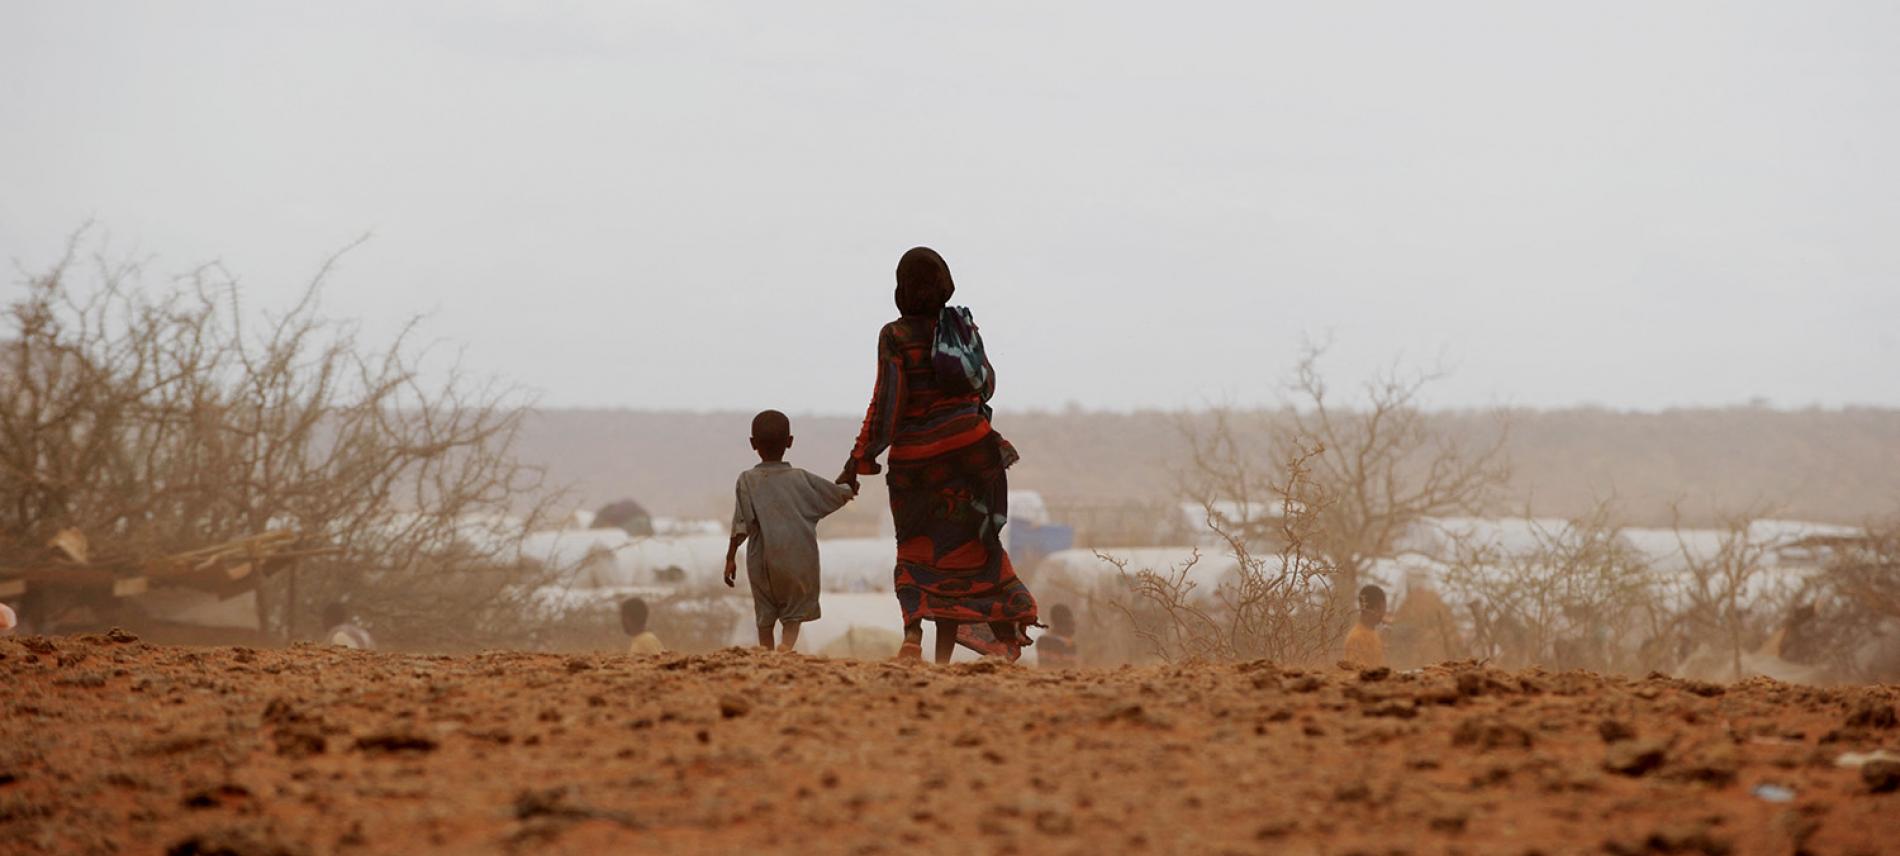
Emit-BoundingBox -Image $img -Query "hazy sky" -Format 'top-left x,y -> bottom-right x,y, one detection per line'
3,2 -> 1896,413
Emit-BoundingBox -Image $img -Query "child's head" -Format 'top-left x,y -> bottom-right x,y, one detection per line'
749,410 -> 793,461
619,597 -> 650,636
1050,603 -> 1075,636
1357,585 -> 1386,628
322,601 -> 349,629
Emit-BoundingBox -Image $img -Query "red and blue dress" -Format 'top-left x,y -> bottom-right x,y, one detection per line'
848,316 -> 1039,636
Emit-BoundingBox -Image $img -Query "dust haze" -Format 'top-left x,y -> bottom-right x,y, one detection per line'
4,4 -> 1900,855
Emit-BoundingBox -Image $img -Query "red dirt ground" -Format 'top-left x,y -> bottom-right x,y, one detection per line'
2,633 -> 1897,855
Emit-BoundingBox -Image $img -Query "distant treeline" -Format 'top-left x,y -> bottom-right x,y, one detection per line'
516,407 -> 1900,528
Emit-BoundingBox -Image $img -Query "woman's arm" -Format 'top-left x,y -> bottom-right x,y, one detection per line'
841,325 -> 904,484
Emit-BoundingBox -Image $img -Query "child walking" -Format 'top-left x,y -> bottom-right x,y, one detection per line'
724,410 -> 856,652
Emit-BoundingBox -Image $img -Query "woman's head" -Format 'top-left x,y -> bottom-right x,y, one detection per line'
894,246 -> 955,317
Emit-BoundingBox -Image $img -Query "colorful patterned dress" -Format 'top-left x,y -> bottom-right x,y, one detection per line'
848,316 -> 1039,635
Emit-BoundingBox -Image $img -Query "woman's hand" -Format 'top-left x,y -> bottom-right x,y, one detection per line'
836,462 -> 861,496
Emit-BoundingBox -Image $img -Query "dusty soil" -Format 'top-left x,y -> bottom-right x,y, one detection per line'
3,633 -> 1898,856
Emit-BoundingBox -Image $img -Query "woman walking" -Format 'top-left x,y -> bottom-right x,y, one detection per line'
838,247 -> 1039,663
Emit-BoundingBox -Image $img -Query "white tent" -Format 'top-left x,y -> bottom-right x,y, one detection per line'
521,529 -> 899,593
1396,516 -> 1576,559
813,538 -> 897,592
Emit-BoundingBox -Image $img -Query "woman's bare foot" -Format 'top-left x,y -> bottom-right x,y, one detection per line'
932,620 -> 959,664
893,640 -> 923,662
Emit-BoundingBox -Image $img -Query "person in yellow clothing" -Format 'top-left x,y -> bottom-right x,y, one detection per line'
621,597 -> 664,655
1343,585 -> 1387,669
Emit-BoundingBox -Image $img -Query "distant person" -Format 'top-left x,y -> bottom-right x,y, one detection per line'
725,410 -> 856,653
1388,577 -> 1462,667
620,597 -> 664,655
1036,604 -> 1079,667
1343,585 -> 1387,669
837,247 -> 1040,663
1758,603 -> 1825,667
321,602 -> 375,650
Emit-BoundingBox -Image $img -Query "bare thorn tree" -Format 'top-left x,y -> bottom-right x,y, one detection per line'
1276,341 -> 1511,607
1,230 -> 571,648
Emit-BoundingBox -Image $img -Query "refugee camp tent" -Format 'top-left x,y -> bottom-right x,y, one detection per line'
592,499 -> 655,536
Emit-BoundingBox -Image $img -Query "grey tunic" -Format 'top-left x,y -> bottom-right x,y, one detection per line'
731,462 -> 854,628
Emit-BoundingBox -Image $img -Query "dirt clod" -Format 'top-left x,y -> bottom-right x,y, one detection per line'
1862,759 -> 1900,793
1604,740 -> 1669,777
1844,699 -> 1895,730
166,825 -> 308,856
718,694 -> 753,719
353,732 -> 437,755
273,729 -> 326,759
1453,716 -> 1533,751
1454,671 -> 1487,697
1673,743 -> 1738,786
1363,700 -> 1418,719
1598,719 -> 1636,743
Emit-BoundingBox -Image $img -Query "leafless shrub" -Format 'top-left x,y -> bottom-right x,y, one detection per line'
1107,440 -> 1346,664
1,230 -> 569,646
1814,521 -> 1900,624
1662,508 -> 1785,680
1435,503 -> 1660,671
1753,519 -> 1900,683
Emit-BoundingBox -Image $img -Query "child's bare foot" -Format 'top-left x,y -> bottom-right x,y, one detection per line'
775,642 -> 796,653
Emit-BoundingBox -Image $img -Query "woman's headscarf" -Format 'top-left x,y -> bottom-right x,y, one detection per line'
894,246 -> 955,317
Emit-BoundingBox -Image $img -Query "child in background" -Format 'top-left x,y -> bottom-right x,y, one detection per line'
322,602 -> 375,650
724,410 -> 856,652
1343,585 -> 1387,669
621,597 -> 664,654
1036,603 -> 1078,667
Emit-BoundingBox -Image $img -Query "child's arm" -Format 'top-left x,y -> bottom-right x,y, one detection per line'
728,475 -> 753,588
805,471 -> 856,519
724,533 -> 746,588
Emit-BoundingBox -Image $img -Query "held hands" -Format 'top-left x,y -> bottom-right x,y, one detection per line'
835,462 -> 861,497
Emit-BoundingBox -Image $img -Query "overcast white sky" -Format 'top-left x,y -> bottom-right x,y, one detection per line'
3,2 -> 1896,413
